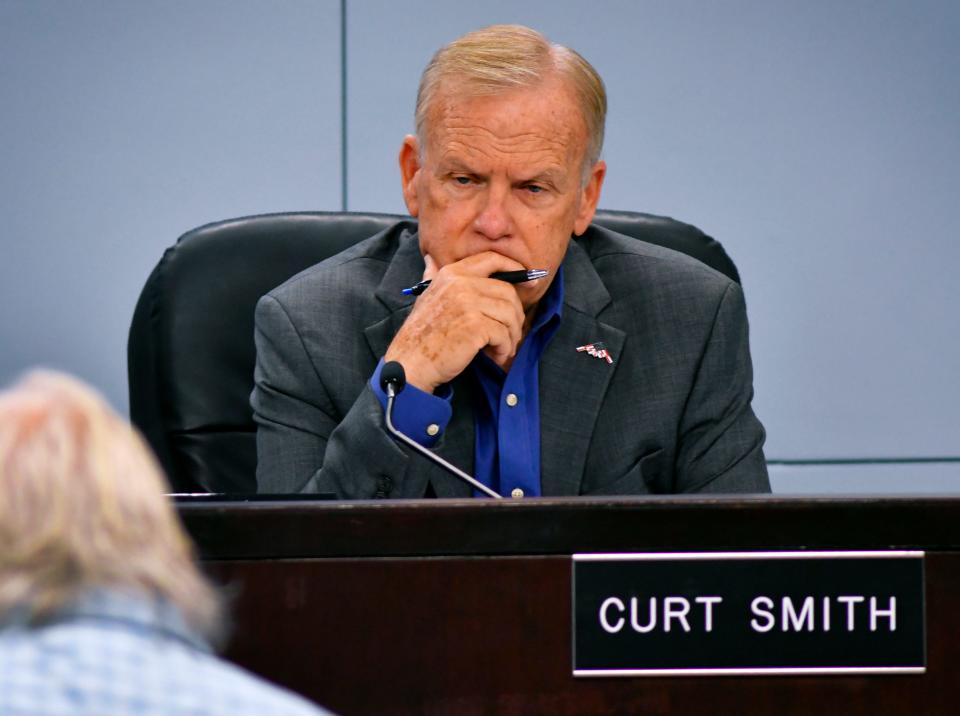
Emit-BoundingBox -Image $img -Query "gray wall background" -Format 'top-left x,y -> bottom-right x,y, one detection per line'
2,0 -> 957,493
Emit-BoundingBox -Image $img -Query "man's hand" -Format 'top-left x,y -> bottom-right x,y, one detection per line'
384,251 -> 532,393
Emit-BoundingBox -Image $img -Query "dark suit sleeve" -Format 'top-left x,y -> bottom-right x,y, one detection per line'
251,294 -> 428,498
675,281 -> 770,493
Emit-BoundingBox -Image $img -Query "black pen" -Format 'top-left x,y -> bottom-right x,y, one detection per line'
402,269 -> 549,296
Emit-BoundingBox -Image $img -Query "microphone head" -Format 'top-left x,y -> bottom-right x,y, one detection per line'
380,361 -> 407,395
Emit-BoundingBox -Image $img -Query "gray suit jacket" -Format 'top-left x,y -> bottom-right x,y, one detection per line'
252,220 -> 769,497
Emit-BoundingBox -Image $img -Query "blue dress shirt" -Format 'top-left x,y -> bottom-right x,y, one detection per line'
371,268 -> 564,497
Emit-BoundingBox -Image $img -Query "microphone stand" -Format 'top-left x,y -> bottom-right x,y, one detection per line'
383,377 -> 503,500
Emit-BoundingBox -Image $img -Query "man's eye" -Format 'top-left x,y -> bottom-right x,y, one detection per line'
525,184 -> 544,194
454,176 -> 472,185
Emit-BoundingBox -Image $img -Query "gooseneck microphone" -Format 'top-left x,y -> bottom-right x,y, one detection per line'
380,361 -> 503,499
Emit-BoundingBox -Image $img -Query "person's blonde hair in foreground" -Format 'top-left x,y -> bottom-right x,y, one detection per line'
0,370 -> 332,716
0,370 -> 219,633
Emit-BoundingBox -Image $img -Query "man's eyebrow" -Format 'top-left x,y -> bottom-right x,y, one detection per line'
437,157 -> 478,174
517,168 -> 564,185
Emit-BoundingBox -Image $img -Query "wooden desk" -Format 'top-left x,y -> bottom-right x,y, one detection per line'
179,496 -> 960,715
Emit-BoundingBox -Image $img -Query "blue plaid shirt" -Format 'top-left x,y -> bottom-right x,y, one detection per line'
0,589 -> 333,716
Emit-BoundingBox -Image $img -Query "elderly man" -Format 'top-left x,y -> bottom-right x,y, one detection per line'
0,371 -> 333,715
252,25 -> 769,498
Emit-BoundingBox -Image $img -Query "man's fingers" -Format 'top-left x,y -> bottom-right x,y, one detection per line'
475,294 -> 525,350
390,252 -> 532,389
481,320 -> 516,363
451,276 -> 526,328
448,250 -> 529,278
422,253 -> 438,281
422,285 -> 524,358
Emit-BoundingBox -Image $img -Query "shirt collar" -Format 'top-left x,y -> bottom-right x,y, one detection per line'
5,588 -> 212,654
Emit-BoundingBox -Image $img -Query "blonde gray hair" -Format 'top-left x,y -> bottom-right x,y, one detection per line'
0,370 -> 222,642
415,24 -> 607,174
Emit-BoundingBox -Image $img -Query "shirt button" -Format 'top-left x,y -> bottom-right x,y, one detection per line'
426,423 -> 440,437
505,393 -> 519,407
511,488 -> 524,498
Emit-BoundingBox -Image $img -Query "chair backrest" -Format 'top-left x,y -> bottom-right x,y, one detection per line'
128,210 -> 739,493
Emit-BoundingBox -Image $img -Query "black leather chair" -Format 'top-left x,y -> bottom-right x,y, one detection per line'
128,210 -> 740,493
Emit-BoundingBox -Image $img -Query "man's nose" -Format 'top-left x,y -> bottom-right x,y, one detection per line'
472,185 -> 512,240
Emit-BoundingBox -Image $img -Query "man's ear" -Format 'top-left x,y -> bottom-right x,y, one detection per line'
399,135 -> 422,217
573,159 -> 607,236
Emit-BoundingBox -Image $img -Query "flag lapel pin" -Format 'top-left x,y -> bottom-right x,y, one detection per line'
576,341 -> 613,364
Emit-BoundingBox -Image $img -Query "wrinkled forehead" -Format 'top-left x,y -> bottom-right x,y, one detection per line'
421,76 -> 589,162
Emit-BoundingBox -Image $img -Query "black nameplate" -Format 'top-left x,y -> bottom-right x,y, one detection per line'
573,551 -> 925,676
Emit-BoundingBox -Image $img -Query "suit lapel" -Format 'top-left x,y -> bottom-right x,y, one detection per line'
363,231 -> 475,498
362,229 -> 418,361
539,240 -> 625,496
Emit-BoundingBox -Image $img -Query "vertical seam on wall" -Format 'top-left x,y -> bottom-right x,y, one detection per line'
340,0 -> 348,211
